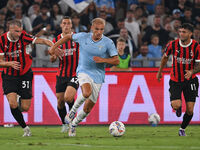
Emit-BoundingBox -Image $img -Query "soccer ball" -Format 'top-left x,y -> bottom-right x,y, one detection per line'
109,121 -> 125,137
148,113 -> 160,126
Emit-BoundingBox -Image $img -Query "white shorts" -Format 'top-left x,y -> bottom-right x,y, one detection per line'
78,73 -> 102,103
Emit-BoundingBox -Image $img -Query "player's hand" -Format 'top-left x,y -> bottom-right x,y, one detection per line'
156,71 -> 162,82
50,55 -> 57,62
93,56 -> 104,63
49,47 -> 63,60
54,48 -> 63,60
9,61 -> 21,70
184,70 -> 193,79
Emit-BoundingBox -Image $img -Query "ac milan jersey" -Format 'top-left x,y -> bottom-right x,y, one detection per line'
53,34 -> 79,78
0,31 -> 36,76
165,39 -> 200,82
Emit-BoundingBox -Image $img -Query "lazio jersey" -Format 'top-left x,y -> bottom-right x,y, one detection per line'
72,32 -> 117,83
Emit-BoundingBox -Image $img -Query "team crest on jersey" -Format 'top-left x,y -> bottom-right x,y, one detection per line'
176,49 -> 180,53
190,50 -> 193,57
98,45 -> 103,50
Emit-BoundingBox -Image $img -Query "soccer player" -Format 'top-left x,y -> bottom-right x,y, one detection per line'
50,16 -> 79,133
0,19 -> 60,137
50,18 -> 119,136
157,23 -> 200,136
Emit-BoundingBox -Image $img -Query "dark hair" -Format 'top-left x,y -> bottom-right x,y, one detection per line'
180,23 -> 193,32
63,16 -> 71,20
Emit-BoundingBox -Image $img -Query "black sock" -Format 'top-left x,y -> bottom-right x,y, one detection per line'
181,113 -> 193,129
67,100 -> 74,111
57,106 -> 66,124
10,107 -> 26,128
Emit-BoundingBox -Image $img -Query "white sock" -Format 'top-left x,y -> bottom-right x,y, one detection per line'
72,110 -> 89,126
69,94 -> 86,118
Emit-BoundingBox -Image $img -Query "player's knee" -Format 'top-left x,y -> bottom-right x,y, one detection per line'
171,103 -> 181,110
22,106 -> 30,112
82,91 -> 91,99
83,107 -> 91,113
64,95 -> 73,103
9,103 -> 18,109
187,110 -> 193,116
83,108 -> 91,114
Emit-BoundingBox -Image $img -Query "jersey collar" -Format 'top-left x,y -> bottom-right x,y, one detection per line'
91,33 -> 103,42
61,32 -> 73,38
179,39 -> 192,47
7,32 -> 19,42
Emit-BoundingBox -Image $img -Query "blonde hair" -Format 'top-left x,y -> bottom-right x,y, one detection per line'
92,18 -> 105,26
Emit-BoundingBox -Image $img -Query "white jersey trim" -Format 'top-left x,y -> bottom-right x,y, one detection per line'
195,60 -> 200,62
179,39 -> 192,48
32,37 -> 37,44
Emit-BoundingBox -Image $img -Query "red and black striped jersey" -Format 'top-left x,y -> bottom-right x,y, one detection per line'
53,34 -> 79,78
0,31 -> 36,76
165,39 -> 200,82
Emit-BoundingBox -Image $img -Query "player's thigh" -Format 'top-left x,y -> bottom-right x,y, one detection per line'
183,77 -> 199,102
56,76 -> 68,93
2,74 -> 18,96
19,70 -> 33,99
81,83 -> 92,98
20,99 -> 31,111
83,99 -> 95,113
64,76 -> 79,101
64,86 -> 77,102
169,80 -> 183,108
6,92 -> 18,108
78,73 -> 92,98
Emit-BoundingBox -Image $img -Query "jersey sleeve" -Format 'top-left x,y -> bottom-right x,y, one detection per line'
0,38 -> 4,56
107,39 -> 118,57
23,31 -> 37,45
164,41 -> 173,57
195,44 -> 200,62
72,32 -> 86,43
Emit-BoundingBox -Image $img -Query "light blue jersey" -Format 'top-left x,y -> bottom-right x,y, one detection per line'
72,32 -> 117,83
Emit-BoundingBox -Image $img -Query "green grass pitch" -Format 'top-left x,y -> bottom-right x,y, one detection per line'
0,125 -> 200,150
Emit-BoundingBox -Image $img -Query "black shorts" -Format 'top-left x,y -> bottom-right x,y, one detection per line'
56,76 -> 79,93
169,77 -> 199,102
2,69 -> 33,99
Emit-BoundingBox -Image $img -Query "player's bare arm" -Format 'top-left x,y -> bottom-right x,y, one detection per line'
185,62 -> 200,79
0,55 -> 21,70
49,34 -> 72,54
34,38 -> 63,59
93,55 -> 119,65
157,54 -> 169,82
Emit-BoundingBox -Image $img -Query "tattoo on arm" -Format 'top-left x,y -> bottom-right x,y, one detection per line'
193,62 -> 200,74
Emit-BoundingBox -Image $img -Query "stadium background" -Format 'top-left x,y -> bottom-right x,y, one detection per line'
0,0 -> 200,125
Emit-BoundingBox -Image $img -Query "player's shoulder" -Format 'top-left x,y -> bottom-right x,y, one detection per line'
74,32 -> 88,37
53,34 -> 62,41
102,35 -> 114,44
192,39 -> 200,46
166,39 -> 178,47
0,32 -> 8,43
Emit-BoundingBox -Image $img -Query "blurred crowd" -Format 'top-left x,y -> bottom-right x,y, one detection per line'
0,0 -> 199,67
